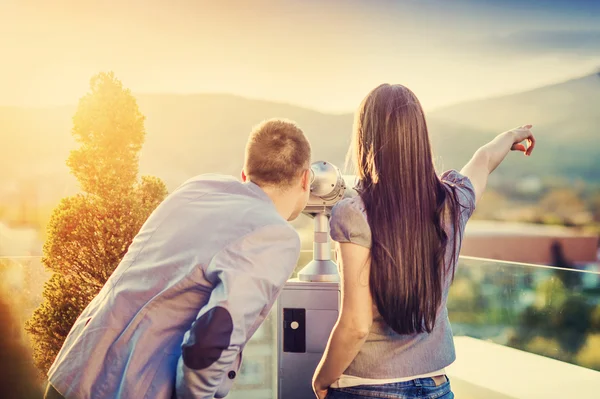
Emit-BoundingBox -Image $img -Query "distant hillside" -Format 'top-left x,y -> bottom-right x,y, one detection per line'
1,73 -> 599,206
428,73 -> 600,181
0,96 -> 352,203
135,94 -> 353,190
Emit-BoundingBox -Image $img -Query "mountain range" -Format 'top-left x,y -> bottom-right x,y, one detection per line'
1,72 -> 599,206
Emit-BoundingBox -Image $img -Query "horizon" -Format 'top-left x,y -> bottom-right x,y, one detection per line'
1,69 -> 597,115
2,0 -> 599,113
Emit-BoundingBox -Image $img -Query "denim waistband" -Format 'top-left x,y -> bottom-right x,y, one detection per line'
354,376 -> 446,389
328,376 -> 452,399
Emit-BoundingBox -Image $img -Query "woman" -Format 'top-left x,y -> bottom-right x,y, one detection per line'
312,84 -> 535,399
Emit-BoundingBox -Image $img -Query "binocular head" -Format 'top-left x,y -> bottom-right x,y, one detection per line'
303,161 -> 357,216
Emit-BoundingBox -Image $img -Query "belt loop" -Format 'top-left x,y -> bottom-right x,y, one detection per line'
414,378 -> 422,387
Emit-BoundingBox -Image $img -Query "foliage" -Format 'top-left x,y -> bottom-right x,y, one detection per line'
524,336 -> 562,359
67,73 -> 146,197
539,189 -> 587,220
25,72 -> 168,376
575,334 -> 600,370
24,274 -> 91,374
510,273 -> 596,365
448,277 -> 487,312
534,276 -> 567,310
449,268 -> 600,371
589,192 -> 600,222
590,305 -> 600,333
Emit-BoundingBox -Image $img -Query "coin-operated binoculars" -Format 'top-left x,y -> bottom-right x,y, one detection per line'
277,161 -> 357,399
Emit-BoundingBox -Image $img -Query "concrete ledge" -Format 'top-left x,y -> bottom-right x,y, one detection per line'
447,336 -> 600,399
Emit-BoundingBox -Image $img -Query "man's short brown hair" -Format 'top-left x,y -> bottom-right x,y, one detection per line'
244,119 -> 311,188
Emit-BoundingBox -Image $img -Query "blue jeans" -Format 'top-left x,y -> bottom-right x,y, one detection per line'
325,377 -> 453,399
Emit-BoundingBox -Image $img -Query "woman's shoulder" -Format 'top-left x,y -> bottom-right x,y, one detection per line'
439,169 -> 474,189
439,169 -> 477,222
329,196 -> 371,248
332,196 -> 366,217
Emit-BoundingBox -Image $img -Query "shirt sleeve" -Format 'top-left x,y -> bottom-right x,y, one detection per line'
329,199 -> 372,248
440,169 -> 477,226
175,224 -> 300,399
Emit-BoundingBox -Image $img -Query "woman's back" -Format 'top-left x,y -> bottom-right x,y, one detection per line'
311,83 -> 535,399
329,169 -> 476,381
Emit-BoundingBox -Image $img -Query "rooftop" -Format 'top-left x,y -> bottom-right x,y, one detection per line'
464,219 -> 597,238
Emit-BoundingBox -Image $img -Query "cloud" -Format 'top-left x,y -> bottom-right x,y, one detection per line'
483,29 -> 600,57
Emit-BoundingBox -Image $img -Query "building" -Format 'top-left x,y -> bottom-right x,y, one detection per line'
461,220 -> 599,266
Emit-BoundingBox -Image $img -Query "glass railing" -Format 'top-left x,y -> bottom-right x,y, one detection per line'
2,253 -> 599,398
448,256 -> 600,372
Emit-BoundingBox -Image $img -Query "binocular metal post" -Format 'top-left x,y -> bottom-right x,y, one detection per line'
298,213 -> 340,283
277,161 -> 353,398
277,212 -> 340,399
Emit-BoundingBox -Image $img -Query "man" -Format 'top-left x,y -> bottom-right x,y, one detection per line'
45,119 -> 312,399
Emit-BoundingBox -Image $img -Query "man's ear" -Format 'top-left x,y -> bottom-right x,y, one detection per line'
302,169 -> 311,191
241,170 -> 247,182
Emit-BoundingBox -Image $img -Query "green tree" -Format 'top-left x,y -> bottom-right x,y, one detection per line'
534,276 -> 567,310
552,295 -> 592,354
512,275 -> 596,365
25,72 -> 168,375
590,305 -> 600,333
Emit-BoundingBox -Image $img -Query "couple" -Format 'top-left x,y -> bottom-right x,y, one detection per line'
45,84 -> 535,399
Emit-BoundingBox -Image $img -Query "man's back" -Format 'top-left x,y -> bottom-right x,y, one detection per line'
47,174 -> 301,399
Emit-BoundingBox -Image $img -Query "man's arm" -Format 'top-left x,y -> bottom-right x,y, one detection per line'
175,224 -> 300,399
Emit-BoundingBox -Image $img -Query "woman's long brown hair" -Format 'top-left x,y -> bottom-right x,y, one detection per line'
350,84 -> 463,335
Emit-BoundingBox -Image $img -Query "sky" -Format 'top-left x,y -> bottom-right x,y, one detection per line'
1,0 -> 599,112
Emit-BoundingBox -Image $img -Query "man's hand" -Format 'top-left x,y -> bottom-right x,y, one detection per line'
509,124 -> 536,156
